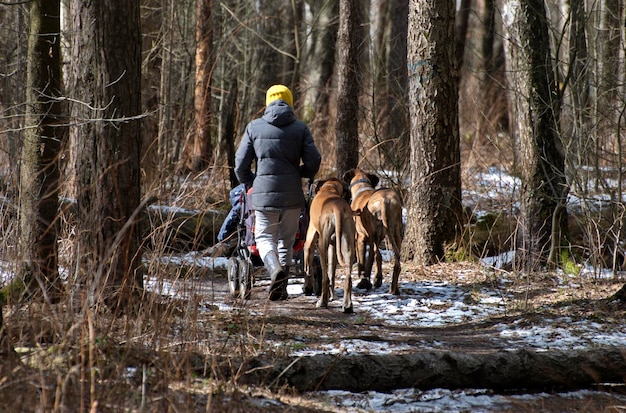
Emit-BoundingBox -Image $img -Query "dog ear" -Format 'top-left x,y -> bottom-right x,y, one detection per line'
342,168 -> 356,183
368,173 -> 380,188
314,179 -> 327,194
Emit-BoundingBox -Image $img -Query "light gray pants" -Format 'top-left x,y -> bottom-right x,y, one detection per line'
254,208 -> 301,267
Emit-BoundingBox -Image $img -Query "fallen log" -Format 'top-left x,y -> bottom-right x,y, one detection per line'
95,340 -> 626,394
58,197 -> 227,251
143,204 -> 227,251
225,347 -> 626,393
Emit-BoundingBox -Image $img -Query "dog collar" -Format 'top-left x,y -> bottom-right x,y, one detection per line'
349,178 -> 371,190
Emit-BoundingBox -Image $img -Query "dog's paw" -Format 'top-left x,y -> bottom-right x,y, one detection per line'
343,304 -> 354,314
356,278 -> 373,290
316,298 -> 328,308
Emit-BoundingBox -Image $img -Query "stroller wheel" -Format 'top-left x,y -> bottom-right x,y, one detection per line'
238,258 -> 252,300
227,257 -> 240,295
312,255 -> 323,297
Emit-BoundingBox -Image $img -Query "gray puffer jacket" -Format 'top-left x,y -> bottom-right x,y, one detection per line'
234,100 -> 322,211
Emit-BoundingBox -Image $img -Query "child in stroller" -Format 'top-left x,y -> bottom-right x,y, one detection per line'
225,184 -> 322,299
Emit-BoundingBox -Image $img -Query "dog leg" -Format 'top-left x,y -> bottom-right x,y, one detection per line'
390,254 -> 401,295
358,242 -> 375,290
388,221 -> 403,295
389,234 -> 402,295
316,240 -> 330,308
373,244 -> 383,289
356,238 -> 373,290
329,244 -> 337,301
303,226 -> 318,296
342,264 -> 354,313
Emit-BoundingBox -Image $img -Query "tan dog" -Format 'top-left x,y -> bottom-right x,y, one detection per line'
342,168 -> 403,295
304,178 -> 357,313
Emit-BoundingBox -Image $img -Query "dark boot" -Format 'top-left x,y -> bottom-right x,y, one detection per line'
264,251 -> 286,301
279,266 -> 290,300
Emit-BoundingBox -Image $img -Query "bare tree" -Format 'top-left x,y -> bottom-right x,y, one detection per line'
470,0 -> 508,162
502,0 -> 568,271
19,0 -> 64,302
403,0 -> 463,264
385,0 -> 410,173
183,0 -> 214,173
69,0 -> 144,307
0,305 -> 18,372
371,0 -> 410,174
335,0 -> 362,179
302,0 -> 339,139
455,0 -> 471,70
0,4 -> 27,207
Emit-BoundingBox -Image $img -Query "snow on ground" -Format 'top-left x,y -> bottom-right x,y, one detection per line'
139,252 -> 626,412
3,167 -> 626,412
136,166 -> 626,412
143,252 -> 626,354
141,166 -> 626,411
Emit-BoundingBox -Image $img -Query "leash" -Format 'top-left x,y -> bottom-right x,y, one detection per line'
305,178 -> 314,210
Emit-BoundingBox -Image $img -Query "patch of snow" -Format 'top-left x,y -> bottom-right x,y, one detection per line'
312,388 -> 626,413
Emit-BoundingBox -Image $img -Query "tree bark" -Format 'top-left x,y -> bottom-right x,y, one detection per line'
373,0 -> 410,174
0,305 -> 18,372
183,0 -> 214,172
403,0 -> 462,264
471,0 -> 508,150
196,347 -> 626,393
20,0 -> 64,302
303,0 -> 338,140
386,0 -> 410,173
70,0 -> 144,307
219,80 -> 239,189
335,0 -> 362,179
502,0 -> 568,272
455,0 -> 471,70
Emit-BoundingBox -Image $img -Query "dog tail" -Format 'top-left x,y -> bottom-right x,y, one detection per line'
334,208 -> 348,268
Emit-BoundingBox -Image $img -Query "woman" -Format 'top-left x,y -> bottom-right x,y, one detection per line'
235,85 -> 322,300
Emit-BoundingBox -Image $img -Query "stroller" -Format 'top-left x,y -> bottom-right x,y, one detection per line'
227,184 -> 322,299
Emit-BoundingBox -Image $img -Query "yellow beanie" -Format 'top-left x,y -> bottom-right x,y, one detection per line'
266,84 -> 293,107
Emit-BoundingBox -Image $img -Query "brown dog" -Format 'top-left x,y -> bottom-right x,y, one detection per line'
342,168 -> 403,295
304,177 -> 357,313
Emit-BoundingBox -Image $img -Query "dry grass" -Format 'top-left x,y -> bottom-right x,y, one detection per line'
2,90 -> 626,412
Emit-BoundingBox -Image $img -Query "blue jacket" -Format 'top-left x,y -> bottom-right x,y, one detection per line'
217,183 -> 245,242
234,100 -> 321,211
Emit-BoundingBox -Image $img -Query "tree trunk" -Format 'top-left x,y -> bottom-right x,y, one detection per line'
219,80 -> 240,189
285,1 -> 305,89
0,305 -> 18,373
502,0 -> 568,272
255,1 -> 288,98
385,0 -> 410,173
196,347 -> 626,393
470,0 -> 509,160
303,0 -> 338,140
483,0 -> 507,128
373,0 -> 410,174
335,0 -> 361,179
455,0 -> 471,70
0,4 -> 26,196
70,0 -> 144,307
403,0 -> 462,264
183,0 -> 214,173
19,0 -> 63,302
